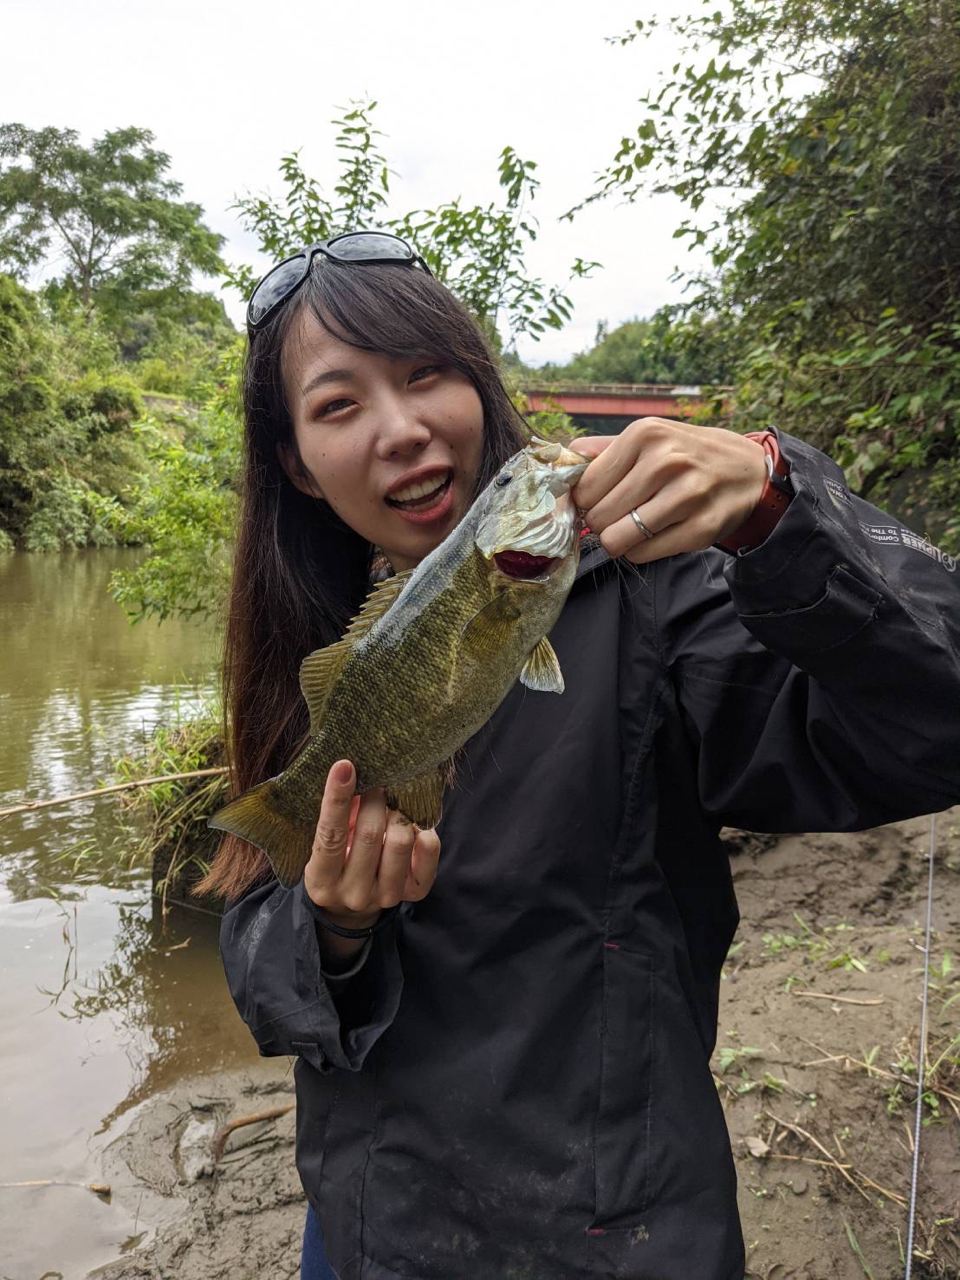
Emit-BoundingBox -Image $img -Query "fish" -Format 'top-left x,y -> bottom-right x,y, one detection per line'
208,437 -> 589,887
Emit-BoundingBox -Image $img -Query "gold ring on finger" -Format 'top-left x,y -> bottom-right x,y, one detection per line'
629,508 -> 655,540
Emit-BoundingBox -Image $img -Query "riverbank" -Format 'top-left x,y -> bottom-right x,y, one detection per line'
91,809 -> 959,1280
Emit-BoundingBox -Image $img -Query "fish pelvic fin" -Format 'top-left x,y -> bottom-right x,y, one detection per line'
386,761 -> 453,829
208,779 -> 314,888
299,568 -> 415,734
520,636 -> 564,694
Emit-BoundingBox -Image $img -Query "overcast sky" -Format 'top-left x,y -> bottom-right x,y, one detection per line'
4,0 -> 710,364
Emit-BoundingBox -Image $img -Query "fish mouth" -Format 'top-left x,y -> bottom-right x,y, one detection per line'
494,550 -> 557,581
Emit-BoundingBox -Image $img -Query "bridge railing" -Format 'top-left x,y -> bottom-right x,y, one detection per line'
518,381 -> 730,397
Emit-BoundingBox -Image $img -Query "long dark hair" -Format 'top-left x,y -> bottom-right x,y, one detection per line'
199,259 -> 527,900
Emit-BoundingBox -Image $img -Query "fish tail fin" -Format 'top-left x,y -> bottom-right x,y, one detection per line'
208,780 -> 314,888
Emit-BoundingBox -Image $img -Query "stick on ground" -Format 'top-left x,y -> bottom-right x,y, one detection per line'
0,1179 -> 111,1198
212,1101 -> 296,1163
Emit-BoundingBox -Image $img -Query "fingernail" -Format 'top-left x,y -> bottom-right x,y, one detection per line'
335,761 -> 353,785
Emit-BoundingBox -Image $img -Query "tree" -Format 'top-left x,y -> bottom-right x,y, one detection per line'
228,100 -> 599,352
0,125 -> 225,315
536,308 -> 737,386
576,0 -> 960,546
0,274 -> 147,551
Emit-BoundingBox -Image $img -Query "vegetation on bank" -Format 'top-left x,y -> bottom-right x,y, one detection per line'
581,0 -> 960,544
0,273 -> 235,553
111,696 -> 227,910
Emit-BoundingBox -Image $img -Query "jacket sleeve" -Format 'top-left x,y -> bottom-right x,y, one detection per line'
652,431 -> 960,831
219,878 -> 403,1073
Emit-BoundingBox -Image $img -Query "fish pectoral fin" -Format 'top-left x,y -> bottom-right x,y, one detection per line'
208,779 -> 315,888
299,568 -> 415,734
460,595 -> 518,658
386,763 -> 451,829
519,637 -> 564,694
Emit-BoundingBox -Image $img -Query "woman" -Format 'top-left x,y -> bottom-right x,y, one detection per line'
205,232 -> 960,1280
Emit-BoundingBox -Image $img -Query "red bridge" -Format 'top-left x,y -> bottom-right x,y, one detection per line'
521,383 -> 713,434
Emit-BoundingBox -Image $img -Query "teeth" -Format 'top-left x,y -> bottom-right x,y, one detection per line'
390,474 -> 449,503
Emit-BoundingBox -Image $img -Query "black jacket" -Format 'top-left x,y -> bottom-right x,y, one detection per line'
221,435 -> 960,1280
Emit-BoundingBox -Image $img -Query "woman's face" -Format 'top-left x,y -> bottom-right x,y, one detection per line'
281,309 -> 485,571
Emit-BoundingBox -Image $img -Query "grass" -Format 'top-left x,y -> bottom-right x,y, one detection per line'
111,691 -> 227,913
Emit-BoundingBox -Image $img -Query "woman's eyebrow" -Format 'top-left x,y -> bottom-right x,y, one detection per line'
300,368 -> 355,397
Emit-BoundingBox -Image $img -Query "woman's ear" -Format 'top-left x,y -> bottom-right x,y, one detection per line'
276,442 -> 324,499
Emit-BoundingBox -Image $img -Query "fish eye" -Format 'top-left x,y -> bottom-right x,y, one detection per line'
495,471 -> 513,488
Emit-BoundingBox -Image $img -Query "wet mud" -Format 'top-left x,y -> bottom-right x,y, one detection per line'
92,811 -> 959,1279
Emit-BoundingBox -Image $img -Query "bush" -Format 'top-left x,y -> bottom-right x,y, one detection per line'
0,274 -> 152,550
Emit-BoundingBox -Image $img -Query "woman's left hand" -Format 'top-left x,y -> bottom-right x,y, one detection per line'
571,418 -> 768,563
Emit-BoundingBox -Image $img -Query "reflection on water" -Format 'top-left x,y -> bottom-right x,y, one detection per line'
0,552 -> 261,1279
0,550 -> 219,896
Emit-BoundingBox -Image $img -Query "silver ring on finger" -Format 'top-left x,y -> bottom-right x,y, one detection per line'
629,508 -> 655,540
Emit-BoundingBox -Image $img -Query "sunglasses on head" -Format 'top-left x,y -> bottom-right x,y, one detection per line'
246,230 -> 432,332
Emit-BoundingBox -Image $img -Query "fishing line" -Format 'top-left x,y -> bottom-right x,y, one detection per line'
903,811 -> 937,1280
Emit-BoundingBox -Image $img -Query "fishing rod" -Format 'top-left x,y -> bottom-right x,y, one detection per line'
903,811 -> 938,1280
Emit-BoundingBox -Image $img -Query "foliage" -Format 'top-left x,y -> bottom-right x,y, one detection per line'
130,302 -> 237,399
106,339 -> 244,621
579,0 -> 960,548
0,274 -> 151,550
733,311 -> 960,545
534,307 -> 737,386
0,124 -> 225,317
228,99 -> 599,351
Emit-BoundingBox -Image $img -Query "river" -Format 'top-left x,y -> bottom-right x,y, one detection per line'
0,551 -> 261,1280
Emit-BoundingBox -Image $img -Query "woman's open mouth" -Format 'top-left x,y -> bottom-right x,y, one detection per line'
494,550 -> 556,580
386,471 -> 454,524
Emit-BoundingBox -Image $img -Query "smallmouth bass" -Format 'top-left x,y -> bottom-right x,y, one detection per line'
208,438 -> 589,887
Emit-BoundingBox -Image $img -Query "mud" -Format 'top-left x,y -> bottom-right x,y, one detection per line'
92,812 -> 960,1280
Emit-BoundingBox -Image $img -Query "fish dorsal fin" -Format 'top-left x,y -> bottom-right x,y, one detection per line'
299,643 -> 351,735
386,760 -> 453,829
299,569 -> 414,734
343,567 -> 415,641
520,636 -> 564,694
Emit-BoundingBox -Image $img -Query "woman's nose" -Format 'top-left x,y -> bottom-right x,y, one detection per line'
374,401 -> 432,457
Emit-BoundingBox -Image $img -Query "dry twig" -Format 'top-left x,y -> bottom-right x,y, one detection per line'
797,1036 -> 960,1104
764,1111 -> 907,1208
212,1101 -> 296,1162
0,769 -> 229,819
0,1178 -> 110,1198
791,992 -> 885,1006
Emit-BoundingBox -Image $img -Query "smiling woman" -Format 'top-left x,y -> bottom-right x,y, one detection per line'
204,232 -> 960,1280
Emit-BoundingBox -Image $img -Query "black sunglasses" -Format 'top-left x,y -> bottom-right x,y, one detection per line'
246,230 -> 432,332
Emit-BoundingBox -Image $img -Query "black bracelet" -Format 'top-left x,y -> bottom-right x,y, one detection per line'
308,899 -> 401,939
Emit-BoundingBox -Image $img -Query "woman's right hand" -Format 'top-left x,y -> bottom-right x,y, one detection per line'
304,759 -> 441,933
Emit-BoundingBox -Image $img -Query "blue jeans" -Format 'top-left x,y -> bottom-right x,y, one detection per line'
301,1205 -> 339,1280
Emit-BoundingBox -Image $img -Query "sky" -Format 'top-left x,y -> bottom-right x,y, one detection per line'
3,0 -> 710,365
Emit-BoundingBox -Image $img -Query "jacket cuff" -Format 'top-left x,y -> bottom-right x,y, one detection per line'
722,432 -> 882,651
220,879 -> 404,1074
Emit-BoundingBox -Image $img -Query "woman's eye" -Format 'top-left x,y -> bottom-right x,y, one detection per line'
409,364 -> 441,384
317,397 -> 354,418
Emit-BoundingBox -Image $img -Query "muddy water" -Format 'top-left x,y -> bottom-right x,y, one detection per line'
0,552 -> 259,1280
